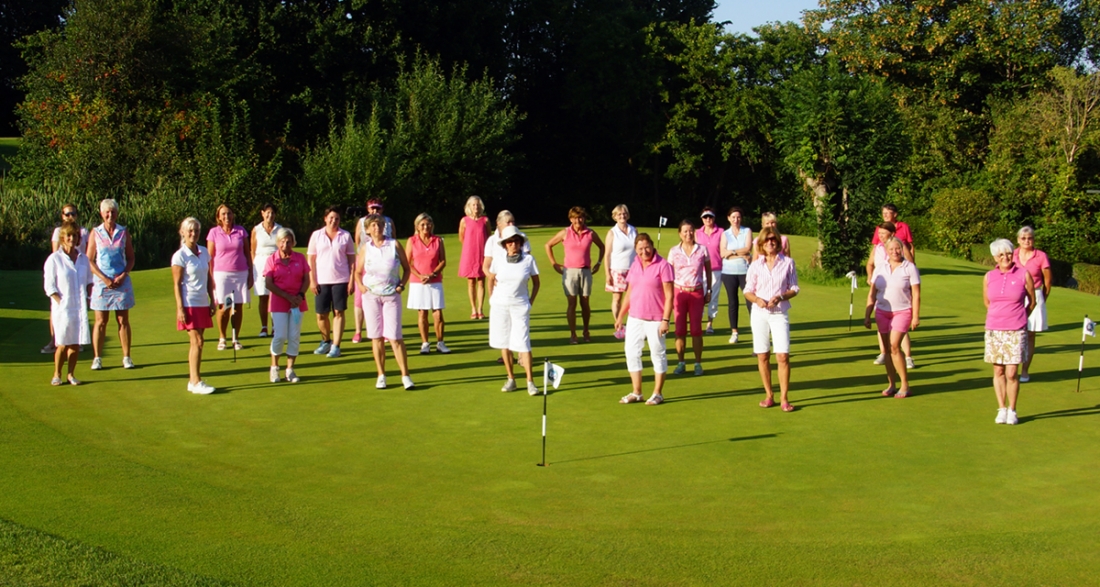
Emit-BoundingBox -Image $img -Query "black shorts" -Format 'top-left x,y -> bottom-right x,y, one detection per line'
315,283 -> 349,314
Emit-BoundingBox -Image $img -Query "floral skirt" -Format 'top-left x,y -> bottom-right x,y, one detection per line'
984,329 -> 1028,365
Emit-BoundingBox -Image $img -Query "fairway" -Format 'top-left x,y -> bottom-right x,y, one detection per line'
2,228 -> 1100,585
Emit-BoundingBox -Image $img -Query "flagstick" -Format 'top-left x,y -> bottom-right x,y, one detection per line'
538,359 -> 549,466
845,272 -> 857,331
1077,315 -> 1088,393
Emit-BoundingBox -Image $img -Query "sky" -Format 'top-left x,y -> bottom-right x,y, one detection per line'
713,0 -> 822,35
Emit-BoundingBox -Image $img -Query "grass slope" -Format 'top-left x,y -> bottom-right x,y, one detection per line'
2,228 -> 1100,585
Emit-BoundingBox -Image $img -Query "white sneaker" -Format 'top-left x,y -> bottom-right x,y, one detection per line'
376,375 -> 387,389
501,378 -> 517,392
1019,374 -> 1030,383
873,354 -> 886,365
905,356 -> 915,370
122,356 -> 135,369
995,408 -> 1008,424
270,367 -> 280,383
1005,409 -> 1018,425
191,380 -> 215,395
420,342 -> 431,354
729,332 -> 739,344
41,342 -> 56,354
90,357 -> 103,370
436,341 -> 451,354
285,369 -> 299,383
527,381 -> 540,396
402,375 -> 415,390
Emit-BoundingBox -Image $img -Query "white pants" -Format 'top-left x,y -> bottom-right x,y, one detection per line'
489,302 -> 531,352
750,307 -> 790,354
625,318 -> 668,373
706,270 -> 722,320
270,311 -> 302,357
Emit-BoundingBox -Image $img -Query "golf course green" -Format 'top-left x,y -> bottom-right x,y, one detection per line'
2,228 -> 1099,585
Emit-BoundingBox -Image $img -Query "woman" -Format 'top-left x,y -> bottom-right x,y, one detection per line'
171,217 -> 217,395
863,237 -> 921,398
603,204 -> 637,336
483,210 -> 530,274
544,206 -> 606,344
43,204 -> 90,355
352,199 -> 395,342
308,205 -> 356,358
44,222 -> 93,385
458,196 -> 490,319
696,208 -> 724,335
744,227 -> 800,412
356,214 -> 414,390
1014,226 -> 1052,382
207,204 -> 253,352
866,221 -> 916,368
753,212 -> 790,257
718,206 -> 752,344
668,219 -> 711,376
87,198 -> 136,370
250,203 -> 282,339
406,213 -> 449,355
487,226 -> 541,395
985,239 -> 1036,425
615,233 -> 674,405
265,228 -> 310,384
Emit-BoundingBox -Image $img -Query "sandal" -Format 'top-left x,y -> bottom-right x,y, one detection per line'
895,390 -> 910,399
471,312 -> 479,320
781,402 -> 795,412
759,398 -> 775,408
67,375 -> 82,386
881,387 -> 897,397
217,339 -> 227,351
233,341 -> 243,351
51,377 -> 62,386
570,335 -> 579,345
620,392 -> 644,404
645,393 -> 664,405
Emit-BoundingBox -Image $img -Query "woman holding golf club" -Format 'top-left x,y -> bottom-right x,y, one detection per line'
863,237 -> 921,398
718,206 -> 753,344
615,233 -> 674,405
250,203 -> 282,339
406,213 -> 450,355
668,219 -> 711,376
45,221 -> 93,386
603,204 -> 636,334
265,228 -> 310,384
356,214 -> 414,390
744,226 -> 799,412
1013,226 -> 1051,383
87,198 -> 136,370
866,221 -> 916,369
985,239 -> 1036,425
487,226 -> 541,395
207,204 -> 253,352
544,206 -> 605,344
171,217 -> 216,395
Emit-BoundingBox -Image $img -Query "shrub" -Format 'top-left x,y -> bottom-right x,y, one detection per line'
1073,263 -> 1100,295
931,187 -> 1000,260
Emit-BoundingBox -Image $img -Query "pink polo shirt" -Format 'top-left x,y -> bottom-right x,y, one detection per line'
206,225 -> 250,272
307,228 -> 355,284
872,221 -> 912,245
745,254 -> 800,314
263,251 -> 310,313
563,227 -> 594,268
667,243 -> 709,288
1012,248 -> 1050,289
872,260 -> 920,312
985,265 -> 1029,331
695,226 -> 723,271
408,234 -> 444,284
626,254 -> 674,321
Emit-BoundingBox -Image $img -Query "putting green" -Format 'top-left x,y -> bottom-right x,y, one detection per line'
2,229 -> 1099,585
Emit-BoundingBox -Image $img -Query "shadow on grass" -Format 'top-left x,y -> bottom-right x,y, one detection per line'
551,433 -> 778,464
1022,404 -> 1100,423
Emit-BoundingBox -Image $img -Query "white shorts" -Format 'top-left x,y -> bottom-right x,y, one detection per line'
406,282 -> 446,311
489,302 -> 531,353
624,317 -> 667,374
214,270 -> 250,306
1027,289 -> 1048,332
253,256 -> 272,296
751,306 -> 790,354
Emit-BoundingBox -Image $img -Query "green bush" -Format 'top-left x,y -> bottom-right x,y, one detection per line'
931,187 -> 1000,260
1073,263 -> 1100,295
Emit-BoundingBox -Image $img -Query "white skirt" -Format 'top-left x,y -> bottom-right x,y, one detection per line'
214,270 -> 251,306
1027,289 -> 1048,332
253,256 -> 272,296
406,282 -> 445,310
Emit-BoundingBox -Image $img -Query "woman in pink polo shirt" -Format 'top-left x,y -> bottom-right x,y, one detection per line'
668,219 -> 712,376
264,228 -> 310,384
866,221 -> 915,369
615,233 -> 674,405
864,237 -> 921,398
544,206 -> 605,344
308,205 -> 357,359
206,204 -> 253,352
1013,226 -> 1052,382
744,227 -> 800,412
985,239 -> 1035,425
406,213 -> 449,355
695,207 -> 724,334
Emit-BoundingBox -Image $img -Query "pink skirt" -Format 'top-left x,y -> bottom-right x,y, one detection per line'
178,306 -> 214,331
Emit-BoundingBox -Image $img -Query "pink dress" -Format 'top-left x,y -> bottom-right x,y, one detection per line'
458,216 -> 488,278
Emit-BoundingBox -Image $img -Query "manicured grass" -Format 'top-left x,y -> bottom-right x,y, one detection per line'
0,137 -> 19,173
2,229 -> 1100,585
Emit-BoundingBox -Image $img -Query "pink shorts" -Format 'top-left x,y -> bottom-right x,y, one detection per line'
363,292 -> 403,341
875,308 -> 912,334
604,269 -> 629,293
353,280 -> 364,309
177,306 -> 214,331
673,288 -> 704,337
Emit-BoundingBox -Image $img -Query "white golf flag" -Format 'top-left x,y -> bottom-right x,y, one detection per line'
1085,317 -> 1096,338
845,271 -> 858,290
658,216 -> 668,227
545,362 -> 565,390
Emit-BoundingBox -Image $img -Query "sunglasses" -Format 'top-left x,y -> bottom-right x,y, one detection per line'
62,211 -> 77,217
764,238 -> 779,244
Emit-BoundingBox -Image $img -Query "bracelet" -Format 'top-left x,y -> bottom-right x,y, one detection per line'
661,318 -> 669,322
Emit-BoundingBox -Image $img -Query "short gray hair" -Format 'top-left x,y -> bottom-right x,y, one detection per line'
100,198 -> 119,213
989,238 -> 1014,258
1017,225 -> 1035,239
496,210 -> 515,228
274,227 -> 296,245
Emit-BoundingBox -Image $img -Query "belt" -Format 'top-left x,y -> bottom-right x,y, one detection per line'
676,285 -> 703,292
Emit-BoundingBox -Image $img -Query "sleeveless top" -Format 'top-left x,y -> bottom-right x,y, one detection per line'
563,227 -> 594,269
409,234 -> 443,284
361,238 -> 401,296
458,215 -> 488,278
608,224 -> 637,271
253,222 -> 282,259
722,227 -> 751,275
92,224 -> 128,278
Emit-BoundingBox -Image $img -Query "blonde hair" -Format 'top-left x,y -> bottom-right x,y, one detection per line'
58,220 -> 80,242
414,213 -> 434,232
274,227 -> 296,245
612,204 -> 630,217
464,196 -> 485,218
178,217 -> 201,243
756,226 -> 782,256
496,210 -> 515,229
761,212 -> 777,226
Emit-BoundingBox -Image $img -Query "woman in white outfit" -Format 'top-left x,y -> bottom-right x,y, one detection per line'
171,217 -> 217,394
250,203 -> 282,338
603,204 -> 636,337
44,222 -> 93,385
43,204 -> 90,355
487,226 -> 541,395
